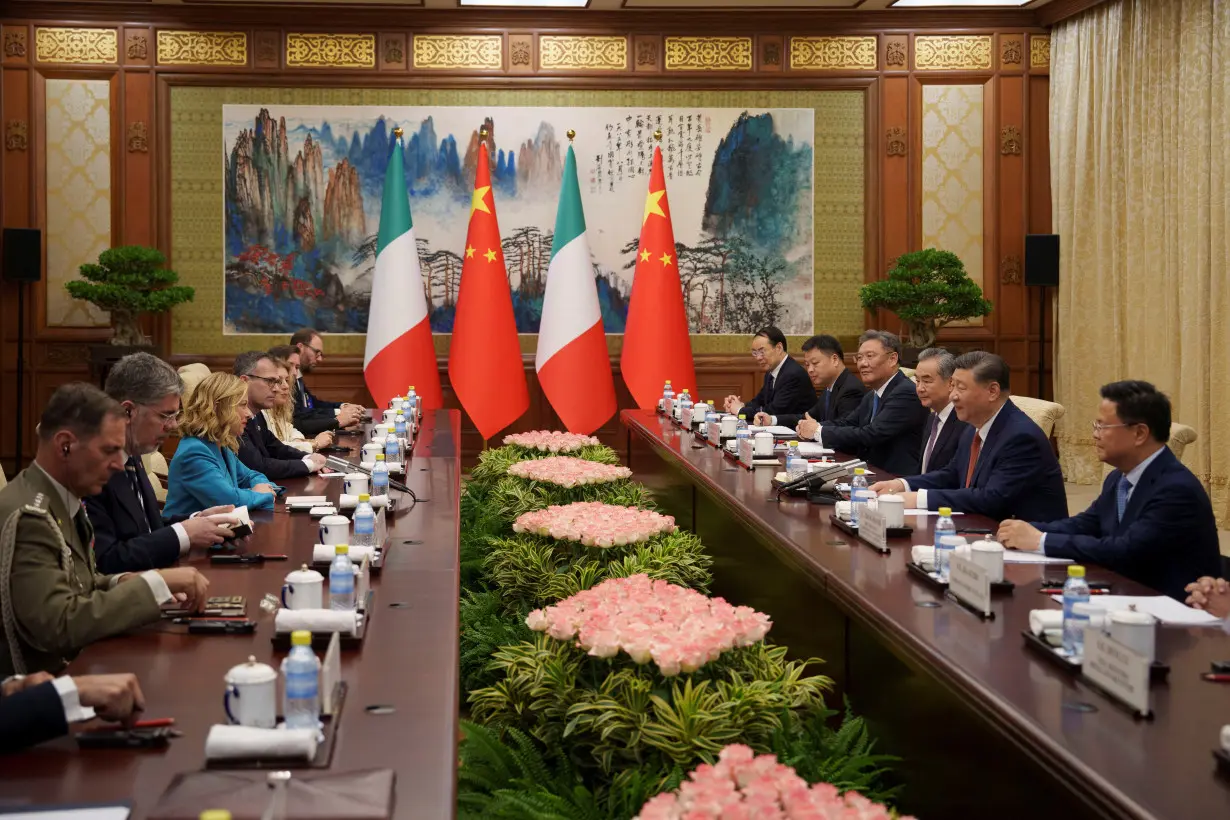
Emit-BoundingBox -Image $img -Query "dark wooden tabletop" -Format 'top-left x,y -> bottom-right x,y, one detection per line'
0,410 -> 462,820
623,409 -> 1230,820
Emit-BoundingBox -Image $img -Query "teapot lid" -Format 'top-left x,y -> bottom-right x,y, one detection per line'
226,655 -> 277,684
286,564 -> 324,583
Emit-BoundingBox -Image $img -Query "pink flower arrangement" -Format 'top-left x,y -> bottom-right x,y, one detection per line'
525,575 -> 771,674
503,430 -> 602,453
513,502 -> 676,548
635,744 -> 910,820
507,456 -> 633,488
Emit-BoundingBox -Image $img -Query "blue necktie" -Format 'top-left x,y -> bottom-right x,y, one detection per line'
871,393 -> 880,419
823,389 -> 831,419
1116,475 -> 1132,523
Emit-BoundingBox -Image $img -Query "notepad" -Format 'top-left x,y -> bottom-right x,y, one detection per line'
1047,594 -> 1221,626
796,442 -> 835,457
749,425 -> 799,437
1003,551 -> 1073,565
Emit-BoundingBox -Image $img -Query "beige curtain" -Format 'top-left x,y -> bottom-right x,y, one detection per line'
1051,0 -> 1230,521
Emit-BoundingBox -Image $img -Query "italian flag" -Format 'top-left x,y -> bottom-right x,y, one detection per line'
363,131 -> 442,410
535,145 -> 616,434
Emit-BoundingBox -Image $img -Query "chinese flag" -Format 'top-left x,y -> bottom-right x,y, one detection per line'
620,145 -> 696,409
448,143 -> 529,440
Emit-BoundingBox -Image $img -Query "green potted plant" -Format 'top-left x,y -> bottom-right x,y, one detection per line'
859,248 -> 993,350
65,245 -> 194,346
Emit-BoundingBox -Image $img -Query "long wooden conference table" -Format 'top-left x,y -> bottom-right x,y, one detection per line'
623,409 -> 1230,820
0,410 -> 462,819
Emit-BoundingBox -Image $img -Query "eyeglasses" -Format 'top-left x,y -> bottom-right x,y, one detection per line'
854,352 -> 883,364
1091,421 -> 1135,434
750,348 -> 769,359
305,345 -> 323,357
139,405 -> 180,426
246,374 -> 287,387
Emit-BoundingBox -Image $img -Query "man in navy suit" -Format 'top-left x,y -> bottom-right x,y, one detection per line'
872,351 -> 1067,522
1,672 -> 145,754
290,329 -> 364,436
722,326 -> 815,421
807,330 -> 928,475
1000,381 -> 1221,601
754,334 -> 866,431
87,354 -> 238,574
912,347 -> 968,473
235,351 -> 327,481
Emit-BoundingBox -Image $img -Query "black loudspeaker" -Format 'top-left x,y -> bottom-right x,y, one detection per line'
1024,234 -> 1059,287
2,228 -> 42,282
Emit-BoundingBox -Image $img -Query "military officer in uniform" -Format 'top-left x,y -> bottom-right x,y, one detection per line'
0,383 -> 210,678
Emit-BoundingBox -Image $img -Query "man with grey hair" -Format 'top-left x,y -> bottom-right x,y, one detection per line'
234,351 -> 326,480
912,347 -> 967,474
808,330 -> 928,475
87,353 -> 239,573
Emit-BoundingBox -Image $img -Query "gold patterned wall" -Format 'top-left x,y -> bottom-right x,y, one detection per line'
921,84 -> 985,311
45,79 -> 111,328
170,86 -> 863,356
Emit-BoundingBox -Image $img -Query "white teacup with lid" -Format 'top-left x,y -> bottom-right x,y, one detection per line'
318,514 -> 350,546
281,564 -> 324,610
223,655 -> 278,728
753,431 -> 774,457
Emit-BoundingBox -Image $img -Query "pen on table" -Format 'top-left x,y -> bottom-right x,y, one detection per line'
1201,673 -> 1230,683
1038,587 -> 1110,595
171,615 -> 252,624
132,717 -> 175,728
210,554 -> 288,564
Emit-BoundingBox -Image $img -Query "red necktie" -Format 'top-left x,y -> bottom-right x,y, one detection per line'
964,433 -> 982,488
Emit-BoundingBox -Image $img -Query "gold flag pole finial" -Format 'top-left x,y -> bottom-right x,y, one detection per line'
479,127 -> 489,142
653,129 -> 662,142
566,129 -> 576,142
392,127 -> 404,139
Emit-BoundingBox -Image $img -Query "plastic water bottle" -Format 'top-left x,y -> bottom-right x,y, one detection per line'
384,432 -> 401,465
736,414 -> 748,434
849,468 -> 870,525
1062,565 -> 1091,659
282,631 -> 320,730
352,494 -> 376,548
394,413 -> 408,438
786,441 -> 807,481
406,385 -> 419,418
662,380 -> 674,414
934,507 -> 957,580
371,453 -> 389,497
329,544 -> 356,611
677,390 -> 692,424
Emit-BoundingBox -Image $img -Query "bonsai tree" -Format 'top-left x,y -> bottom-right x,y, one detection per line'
65,245 -> 194,346
859,248 -> 992,348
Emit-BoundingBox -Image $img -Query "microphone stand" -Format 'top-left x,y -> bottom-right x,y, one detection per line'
324,454 -> 417,501
769,459 -> 865,502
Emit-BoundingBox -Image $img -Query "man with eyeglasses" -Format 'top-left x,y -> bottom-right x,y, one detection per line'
721,326 -> 814,421
86,353 -> 241,574
290,329 -> 364,436
234,351 -> 327,481
999,380 -> 1220,601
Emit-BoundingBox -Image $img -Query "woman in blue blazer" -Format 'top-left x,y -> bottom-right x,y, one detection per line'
165,372 -> 279,518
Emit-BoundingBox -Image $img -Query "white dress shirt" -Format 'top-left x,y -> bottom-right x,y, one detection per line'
908,402 -> 1006,510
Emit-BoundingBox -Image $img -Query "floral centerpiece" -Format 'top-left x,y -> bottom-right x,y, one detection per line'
503,430 -> 603,453
636,744 -> 911,820
507,456 -> 633,487
513,502 -> 676,547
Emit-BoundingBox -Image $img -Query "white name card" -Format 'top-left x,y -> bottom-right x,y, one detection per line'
1082,629 -> 1151,717
858,507 -> 888,552
321,632 -> 342,716
948,553 -> 992,617
356,552 -> 371,608
738,437 -> 754,469
707,421 -> 721,444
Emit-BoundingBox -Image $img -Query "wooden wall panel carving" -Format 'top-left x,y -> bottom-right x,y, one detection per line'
788,36 -> 876,71
413,34 -> 502,70
286,33 -> 374,69
35,26 -> 117,64
914,35 -> 993,71
539,35 -> 627,71
663,37 -> 752,71
157,30 -> 246,66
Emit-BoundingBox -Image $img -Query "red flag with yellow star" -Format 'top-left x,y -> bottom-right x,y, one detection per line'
620,145 -> 696,409
448,142 -> 529,440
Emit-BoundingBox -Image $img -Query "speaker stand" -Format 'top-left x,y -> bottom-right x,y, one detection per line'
1037,284 -> 1047,401
15,279 -> 27,471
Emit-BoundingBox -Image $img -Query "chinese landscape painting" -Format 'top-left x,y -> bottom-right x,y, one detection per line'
222,105 -> 815,335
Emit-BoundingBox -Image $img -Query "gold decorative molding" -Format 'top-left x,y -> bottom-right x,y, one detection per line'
914,35 -> 992,71
789,36 -> 876,71
286,33 -> 374,69
1000,125 -> 1022,156
5,120 -> 27,152
886,126 -> 906,157
127,121 -> 148,153
1030,35 -> 1050,68
539,35 -> 627,71
413,34 -> 502,70
157,30 -> 246,66
1000,255 -> 1022,285
885,40 -> 906,68
1000,35 -> 1023,67
35,27 -> 117,64
663,37 -> 752,71
4,30 -> 27,59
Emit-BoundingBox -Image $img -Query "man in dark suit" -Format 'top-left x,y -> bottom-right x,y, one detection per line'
1,672 -> 145,754
87,353 -> 238,574
754,334 -> 865,432
235,351 -> 327,481
722,326 -> 815,421
290,329 -> 364,437
808,330 -> 928,475
1000,381 -> 1221,601
873,351 -> 1067,522
912,347 -> 968,473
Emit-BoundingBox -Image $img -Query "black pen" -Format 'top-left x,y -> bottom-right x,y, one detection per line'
210,553 -> 288,564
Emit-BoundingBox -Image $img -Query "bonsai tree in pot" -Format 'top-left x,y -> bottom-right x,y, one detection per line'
65,245 -> 195,346
859,248 -> 993,349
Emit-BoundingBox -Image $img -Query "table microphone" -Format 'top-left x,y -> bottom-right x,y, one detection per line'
771,458 -> 865,501
324,454 -> 414,496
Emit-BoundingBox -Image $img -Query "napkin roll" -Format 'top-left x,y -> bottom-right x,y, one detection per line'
910,545 -> 934,568
360,462 -> 404,474
205,725 -> 318,761
313,544 -> 377,564
1029,609 -> 1063,637
339,493 -> 390,510
274,608 -> 359,635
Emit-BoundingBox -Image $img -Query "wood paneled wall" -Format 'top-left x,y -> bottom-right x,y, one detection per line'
0,3 -> 1054,471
